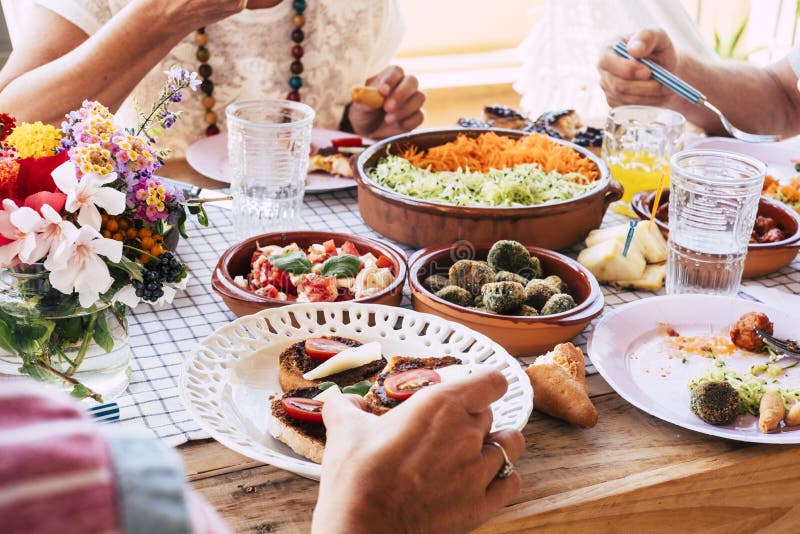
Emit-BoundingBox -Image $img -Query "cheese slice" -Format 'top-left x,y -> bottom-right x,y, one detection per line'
302,342 -> 383,380
312,384 -> 342,402
434,364 -> 471,383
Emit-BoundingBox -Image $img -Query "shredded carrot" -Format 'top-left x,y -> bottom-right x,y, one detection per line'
398,132 -> 600,181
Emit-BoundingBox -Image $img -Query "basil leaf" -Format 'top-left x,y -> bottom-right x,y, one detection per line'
268,251 -> 312,274
317,381 -> 336,392
342,380 -> 372,397
320,254 -> 361,278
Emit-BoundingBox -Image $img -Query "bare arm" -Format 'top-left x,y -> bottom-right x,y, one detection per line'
0,0 -> 252,124
598,29 -> 800,137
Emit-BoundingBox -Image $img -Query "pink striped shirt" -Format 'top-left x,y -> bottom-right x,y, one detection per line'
0,384 -> 230,534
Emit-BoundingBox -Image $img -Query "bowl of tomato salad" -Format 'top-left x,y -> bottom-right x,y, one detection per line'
212,232 -> 407,316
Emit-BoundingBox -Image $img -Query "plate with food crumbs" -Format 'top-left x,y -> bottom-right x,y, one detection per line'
588,294 -> 800,443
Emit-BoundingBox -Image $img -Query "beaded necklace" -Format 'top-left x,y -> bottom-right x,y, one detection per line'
194,0 -> 308,137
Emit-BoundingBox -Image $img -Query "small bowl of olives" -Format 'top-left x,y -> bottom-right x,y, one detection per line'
408,240 -> 604,357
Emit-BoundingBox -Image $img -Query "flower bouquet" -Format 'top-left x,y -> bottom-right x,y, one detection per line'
0,68 -> 207,401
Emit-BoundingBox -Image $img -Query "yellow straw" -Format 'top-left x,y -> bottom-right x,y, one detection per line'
649,173 -> 666,231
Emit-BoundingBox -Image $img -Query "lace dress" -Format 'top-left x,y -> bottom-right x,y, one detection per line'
35,0 -> 406,157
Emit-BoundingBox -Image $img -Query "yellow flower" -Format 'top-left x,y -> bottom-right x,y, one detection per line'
5,122 -> 62,158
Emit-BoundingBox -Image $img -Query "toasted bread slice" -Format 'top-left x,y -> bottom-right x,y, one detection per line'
525,343 -> 598,428
350,86 -> 385,108
278,336 -> 386,392
269,387 -> 326,464
363,355 -> 462,415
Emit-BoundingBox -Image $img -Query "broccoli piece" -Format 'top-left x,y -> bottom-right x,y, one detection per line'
480,281 -> 526,314
435,285 -> 473,307
449,260 -> 495,296
543,275 -> 568,293
690,380 -> 740,425
540,293 -> 577,315
525,279 -> 560,309
494,270 -> 529,286
423,274 -> 450,293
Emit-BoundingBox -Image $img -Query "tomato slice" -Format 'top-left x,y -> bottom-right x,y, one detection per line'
331,136 -> 363,148
341,241 -> 361,257
375,255 -> 394,270
304,337 -> 352,361
281,397 -> 324,423
383,369 -> 442,401
323,239 -> 338,255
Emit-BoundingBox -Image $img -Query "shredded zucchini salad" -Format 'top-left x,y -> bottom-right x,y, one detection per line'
367,156 -> 599,208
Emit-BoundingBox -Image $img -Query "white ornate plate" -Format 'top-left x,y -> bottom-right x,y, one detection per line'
588,294 -> 800,444
185,128 -> 367,193
180,302 -> 533,480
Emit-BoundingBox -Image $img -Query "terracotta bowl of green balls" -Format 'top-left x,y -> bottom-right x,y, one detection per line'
407,241 -> 604,357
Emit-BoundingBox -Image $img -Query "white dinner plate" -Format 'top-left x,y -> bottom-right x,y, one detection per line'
588,294 -> 800,444
180,302 -> 534,480
687,136 -> 800,181
185,128 -> 367,193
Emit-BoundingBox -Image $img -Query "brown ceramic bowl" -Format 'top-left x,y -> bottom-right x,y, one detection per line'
212,231 -> 407,317
356,128 -> 622,250
408,243 -> 604,357
631,190 -> 800,279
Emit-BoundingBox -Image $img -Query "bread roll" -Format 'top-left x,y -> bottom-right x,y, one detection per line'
525,343 -> 598,428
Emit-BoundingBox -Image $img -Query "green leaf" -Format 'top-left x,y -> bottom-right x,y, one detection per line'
0,318 -> 17,353
268,251 -> 312,275
154,218 -> 165,236
317,381 -> 336,391
342,380 -> 372,397
57,316 -> 84,345
92,312 -> 114,353
187,205 -> 201,215
177,209 -> 189,239
196,205 -> 209,227
15,319 -> 55,355
70,384 -> 93,400
18,361 -> 53,382
116,256 -> 143,282
320,254 -> 361,278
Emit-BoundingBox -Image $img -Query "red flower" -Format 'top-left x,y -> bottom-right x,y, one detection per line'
24,191 -> 67,213
11,150 -> 69,202
0,114 -> 16,142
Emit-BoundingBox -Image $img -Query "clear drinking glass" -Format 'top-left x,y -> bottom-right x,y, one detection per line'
226,100 -> 315,239
666,149 -> 766,295
602,105 -> 685,203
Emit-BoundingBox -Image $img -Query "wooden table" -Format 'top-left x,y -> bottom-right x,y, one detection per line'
168,160 -> 800,533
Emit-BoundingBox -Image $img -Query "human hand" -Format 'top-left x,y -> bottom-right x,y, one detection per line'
597,28 -> 679,108
347,66 -> 425,139
312,369 -> 524,534
151,0 -> 247,32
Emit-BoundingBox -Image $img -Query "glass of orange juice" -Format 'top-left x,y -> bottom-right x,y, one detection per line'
602,105 -> 685,203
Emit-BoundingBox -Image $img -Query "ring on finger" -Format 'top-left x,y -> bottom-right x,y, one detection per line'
485,440 -> 514,479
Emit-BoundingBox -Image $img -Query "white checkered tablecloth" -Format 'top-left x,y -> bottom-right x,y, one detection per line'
119,189 -> 800,447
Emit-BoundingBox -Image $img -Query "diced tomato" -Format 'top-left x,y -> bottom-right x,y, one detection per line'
255,284 -> 281,299
301,274 -> 338,302
250,250 -> 264,264
383,369 -> 442,401
323,239 -> 337,255
341,241 -> 360,257
375,255 -> 394,270
331,136 -> 363,148
267,263 -> 295,293
304,338 -> 351,361
281,397 -> 324,423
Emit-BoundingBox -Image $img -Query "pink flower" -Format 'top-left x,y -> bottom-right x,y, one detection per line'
0,200 -> 47,266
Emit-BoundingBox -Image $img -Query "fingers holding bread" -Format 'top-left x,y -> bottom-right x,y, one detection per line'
525,343 -> 598,428
350,86 -> 385,109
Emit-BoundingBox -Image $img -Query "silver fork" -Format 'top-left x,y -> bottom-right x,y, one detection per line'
756,329 -> 800,359
612,41 -> 781,143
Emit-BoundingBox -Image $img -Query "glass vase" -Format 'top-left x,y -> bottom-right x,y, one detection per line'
0,264 -> 131,401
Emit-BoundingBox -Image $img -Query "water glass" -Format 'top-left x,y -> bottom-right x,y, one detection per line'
666,149 -> 766,295
602,105 -> 685,202
226,100 -> 315,239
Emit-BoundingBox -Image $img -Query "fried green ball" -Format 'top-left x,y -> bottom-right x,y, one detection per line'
473,294 -> 484,307
423,274 -> 450,293
540,293 -> 577,315
690,381 -> 740,425
494,270 -> 529,286
435,285 -> 473,307
487,240 -> 531,274
518,304 -> 539,317
449,260 -> 495,296
480,281 -> 526,314
525,280 -> 560,309
543,275 -> 568,293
